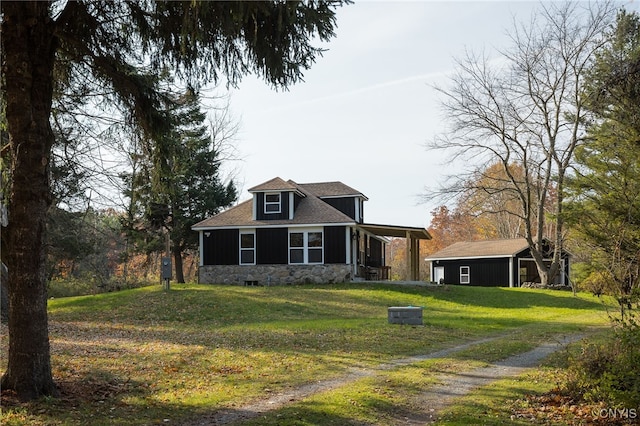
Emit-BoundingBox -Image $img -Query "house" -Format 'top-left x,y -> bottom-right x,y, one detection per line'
424,238 -> 571,287
192,177 -> 431,285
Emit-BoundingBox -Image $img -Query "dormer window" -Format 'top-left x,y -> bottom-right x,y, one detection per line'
264,193 -> 281,214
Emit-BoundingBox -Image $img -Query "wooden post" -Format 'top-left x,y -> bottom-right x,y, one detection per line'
412,237 -> 420,281
413,238 -> 420,281
405,231 -> 412,281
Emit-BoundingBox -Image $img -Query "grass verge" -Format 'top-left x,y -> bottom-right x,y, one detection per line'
1,282 -> 615,425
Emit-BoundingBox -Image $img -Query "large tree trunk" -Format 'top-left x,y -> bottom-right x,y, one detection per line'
173,245 -> 186,284
0,2 -> 59,400
1,263 -> 8,323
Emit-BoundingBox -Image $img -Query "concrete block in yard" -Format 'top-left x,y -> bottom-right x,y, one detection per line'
388,306 -> 423,325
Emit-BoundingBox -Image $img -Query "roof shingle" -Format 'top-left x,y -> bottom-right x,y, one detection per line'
192,179 -> 356,229
297,181 -> 367,199
248,177 -> 299,192
425,238 -> 530,259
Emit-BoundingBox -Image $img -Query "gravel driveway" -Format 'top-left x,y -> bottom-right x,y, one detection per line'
184,333 -> 585,425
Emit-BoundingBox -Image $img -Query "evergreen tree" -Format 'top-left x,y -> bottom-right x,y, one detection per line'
1,0 -> 348,401
124,91 -> 238,283
566,10 -> 640,313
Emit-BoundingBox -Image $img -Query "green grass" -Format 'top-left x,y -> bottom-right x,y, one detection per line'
0,283 -> 616,425
429,336 -> 606,426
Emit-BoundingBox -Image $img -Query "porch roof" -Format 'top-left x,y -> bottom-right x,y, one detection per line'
359,223 -> 432,240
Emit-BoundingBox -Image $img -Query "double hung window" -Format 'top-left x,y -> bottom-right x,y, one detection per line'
460,266 -> 470,284
264,193 -> 281,214
289,229 -> 323,264
240,232 -> 255,265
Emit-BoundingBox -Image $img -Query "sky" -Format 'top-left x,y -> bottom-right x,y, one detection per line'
209,1 -> 637,229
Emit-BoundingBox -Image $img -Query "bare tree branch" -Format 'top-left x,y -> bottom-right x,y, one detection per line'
424,1 -> 616,288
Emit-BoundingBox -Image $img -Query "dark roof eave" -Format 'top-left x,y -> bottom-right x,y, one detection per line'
425,254 -> 517,261
359,223 -> 432,240
192,220 -> 357,231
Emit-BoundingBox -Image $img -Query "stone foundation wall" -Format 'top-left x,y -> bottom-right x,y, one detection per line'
199,264 -> 353,285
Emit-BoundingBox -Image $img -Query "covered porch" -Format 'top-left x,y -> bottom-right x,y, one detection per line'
358,223 -> 432,281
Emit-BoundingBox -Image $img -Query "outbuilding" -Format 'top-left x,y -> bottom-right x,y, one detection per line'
425,238 -> 571,287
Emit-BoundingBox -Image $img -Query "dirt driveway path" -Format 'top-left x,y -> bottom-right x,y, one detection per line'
394,334 -> 585,424
184,333 -> 585,425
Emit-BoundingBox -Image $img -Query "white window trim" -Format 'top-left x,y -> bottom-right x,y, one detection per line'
289,192 -> 295,220
288,228 -> 323,264
239,230 -> 256,265
460,266 -> 470,284
264,192 -> 281,214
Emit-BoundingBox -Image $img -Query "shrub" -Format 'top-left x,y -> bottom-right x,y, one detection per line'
48,277 -> 97,298
579,270 -> 619,297
48,276 -> 151,298
565,315 -> 640,408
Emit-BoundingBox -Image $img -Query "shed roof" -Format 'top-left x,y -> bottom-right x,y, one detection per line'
425,238 -> 530,260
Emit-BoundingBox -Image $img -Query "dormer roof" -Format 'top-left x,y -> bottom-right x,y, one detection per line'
248,177 -> 300,193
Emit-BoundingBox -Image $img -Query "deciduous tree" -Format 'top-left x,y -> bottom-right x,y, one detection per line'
427,2 -> 615,288
426,205 -> 482,253
453,161 -> 560,240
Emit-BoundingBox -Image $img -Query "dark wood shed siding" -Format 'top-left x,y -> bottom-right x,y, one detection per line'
255,192 -> 290,220
324,226 -> 346,264
256,228 -> 288,264
323,197 -> 356,220
440,258 -> 509,286
203,229 -> 239,265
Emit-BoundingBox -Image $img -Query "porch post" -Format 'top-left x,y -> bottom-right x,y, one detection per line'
508,257 -> 514,288
405,232 -> 419,281
412,236 -> 420,281
405,231 -> 412,281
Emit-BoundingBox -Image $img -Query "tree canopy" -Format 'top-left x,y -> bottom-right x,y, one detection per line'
566,10 -> 640,312
121,91 -> 238,283
1,0 -> 349,401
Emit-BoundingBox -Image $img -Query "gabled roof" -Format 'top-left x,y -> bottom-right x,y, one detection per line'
193,178 -> 431,241
248,177 -> 301,193
192,180 -> 355,229
425,238 -> 530,260
298,181 -> 368,200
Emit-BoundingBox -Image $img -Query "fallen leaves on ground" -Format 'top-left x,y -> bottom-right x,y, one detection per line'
511,388 -> 638,425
